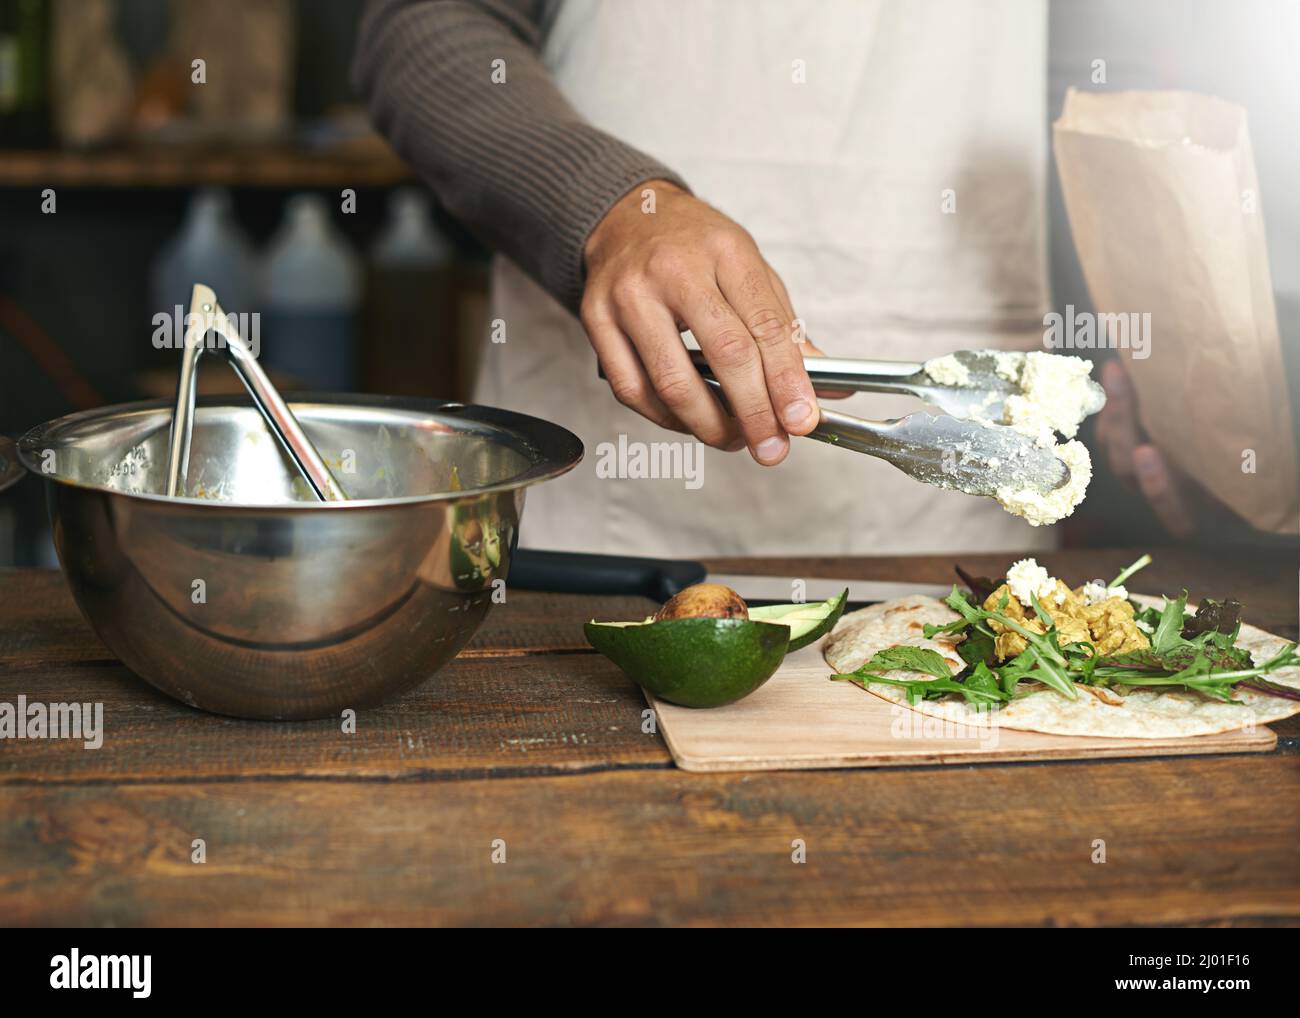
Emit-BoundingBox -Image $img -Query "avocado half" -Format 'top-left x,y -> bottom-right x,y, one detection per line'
748,589 -> 848,651
584,589 -> 847,708
585,617 -> 790,708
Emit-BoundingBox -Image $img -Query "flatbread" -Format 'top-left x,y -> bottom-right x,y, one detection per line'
823,594 -> 1300,739
823,595 -> 967,673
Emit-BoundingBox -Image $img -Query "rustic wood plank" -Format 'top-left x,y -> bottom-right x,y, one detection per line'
0,652 -> 669,782
3,560 -> 1296,774
465,591 -> 654,654
0,568 -> 668,781
0,569 -> 109,664
0,569 -> 652,663
4,756 -> 1297,926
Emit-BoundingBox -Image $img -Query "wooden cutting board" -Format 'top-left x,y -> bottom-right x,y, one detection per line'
645,640 -> 1276,772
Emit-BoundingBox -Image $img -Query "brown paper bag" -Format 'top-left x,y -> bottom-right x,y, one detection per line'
1053,88 -> 1298,534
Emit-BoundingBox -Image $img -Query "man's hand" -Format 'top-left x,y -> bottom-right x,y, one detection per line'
581,180 -> 820,465
1095,359 -> 1207,538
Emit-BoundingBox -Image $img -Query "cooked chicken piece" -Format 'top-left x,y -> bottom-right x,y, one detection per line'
1080,595 -> 1149,656
982,581 -> 1149,660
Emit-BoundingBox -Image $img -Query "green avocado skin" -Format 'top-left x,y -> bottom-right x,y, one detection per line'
584,618 -> 790,708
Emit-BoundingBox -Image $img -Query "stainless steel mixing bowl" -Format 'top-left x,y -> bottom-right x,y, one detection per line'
18,394 -> 583,720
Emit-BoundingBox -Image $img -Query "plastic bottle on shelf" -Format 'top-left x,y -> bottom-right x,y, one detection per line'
151,188 -> 258,324
371,187 -> 452,269
262,193 -> 361,391
365,187 -> 457,398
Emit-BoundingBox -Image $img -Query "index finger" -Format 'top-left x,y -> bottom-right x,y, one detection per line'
673,283 -> 788,465
717,259 -> 819,436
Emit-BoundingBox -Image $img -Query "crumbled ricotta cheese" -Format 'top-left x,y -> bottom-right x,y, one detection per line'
1006,557 -> 1056,608
993,351 -> 1025,382
927,350 -> 1100,527
995,439 -> 1092,527
1082,580 -> 1129,606
1081,581 -> 1108,605
923,353 -> 972,387
1002,352 -> 1098,440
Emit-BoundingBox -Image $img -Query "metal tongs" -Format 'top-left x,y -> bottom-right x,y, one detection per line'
165,284 -> 345,501
690,349 -> 1104,498
696,348 -> 1028,421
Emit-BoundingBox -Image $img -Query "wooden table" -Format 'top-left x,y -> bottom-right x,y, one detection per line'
2,549 -> 1297,927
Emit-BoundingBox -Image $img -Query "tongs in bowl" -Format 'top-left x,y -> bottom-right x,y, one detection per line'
165,284 -> 345,501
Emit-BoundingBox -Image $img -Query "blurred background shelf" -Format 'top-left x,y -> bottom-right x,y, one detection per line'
0,141 -> 413,189
0,0 -> 488,566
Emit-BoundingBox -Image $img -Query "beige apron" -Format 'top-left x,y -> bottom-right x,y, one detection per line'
476,0 -> 1057,557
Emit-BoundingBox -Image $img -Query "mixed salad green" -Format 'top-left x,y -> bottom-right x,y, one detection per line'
833,556 -> 1300,707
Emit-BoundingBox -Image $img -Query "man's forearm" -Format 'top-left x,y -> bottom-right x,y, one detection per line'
353,0 -> 686,313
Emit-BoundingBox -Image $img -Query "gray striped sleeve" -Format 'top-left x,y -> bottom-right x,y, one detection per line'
352,0 -> 688,314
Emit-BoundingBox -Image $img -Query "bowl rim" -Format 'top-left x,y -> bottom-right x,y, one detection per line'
18,392 -> 585,510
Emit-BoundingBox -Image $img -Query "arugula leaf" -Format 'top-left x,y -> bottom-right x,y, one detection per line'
842,564 -> 1298,710
923,617 -> 969,638
923,587 -> 992,639
1109,553 -> 1152,589
946,585 -> 985,623
853,645 -> 954,681
1101,650 -> 1242,703
1134,604 -> 1163,632
1162,650 -> 1239,702
957,626 -> 997,669
1100,641 -> 1251,674
1150,593 -> 1190,653
834,641 -> 1013,707
996,649 -> 1038,695
924,586 -> 1081,699
1065,640 -> 1099,683
1094,643 -> 1300,701
831,671 -> 1009,706
1024,644 -> 1078,700
1028,592 -> 1057,630
964,660 -> 1002,696
1126,592 -> 1252,673
1259,642 -> 1300,672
